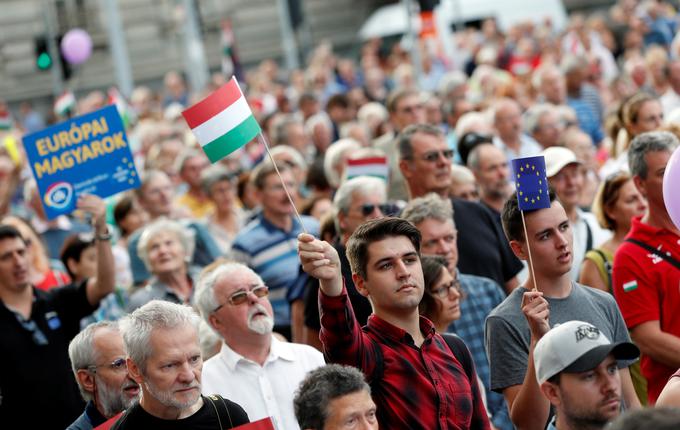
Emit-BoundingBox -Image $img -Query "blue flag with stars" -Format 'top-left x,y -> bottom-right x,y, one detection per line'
512,156 -> 550,211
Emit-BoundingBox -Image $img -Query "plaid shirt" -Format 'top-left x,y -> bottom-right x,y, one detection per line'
320,286 -> 491,430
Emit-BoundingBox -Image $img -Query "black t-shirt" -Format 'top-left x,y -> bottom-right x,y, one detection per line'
452,198 -> 523,286
0,281 -> 96,430
304,241 -> 373,330
114,396 -> 250,430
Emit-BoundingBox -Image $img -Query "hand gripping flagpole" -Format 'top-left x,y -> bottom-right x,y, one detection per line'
511,156 -> 551,292
257,132 -> 308,234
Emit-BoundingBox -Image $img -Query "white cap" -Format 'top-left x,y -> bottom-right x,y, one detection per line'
542,146 -> 581,178
534,320 -> 639,385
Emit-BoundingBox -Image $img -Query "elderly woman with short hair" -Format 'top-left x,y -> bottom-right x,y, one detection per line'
127,218 -> 200,312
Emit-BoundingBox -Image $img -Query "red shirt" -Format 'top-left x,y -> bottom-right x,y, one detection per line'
613,216 -> 680,403
319,286 -> 490,430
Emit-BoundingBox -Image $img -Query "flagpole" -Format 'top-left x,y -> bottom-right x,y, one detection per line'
257,132 -> 308,234
520,210 -> 539,291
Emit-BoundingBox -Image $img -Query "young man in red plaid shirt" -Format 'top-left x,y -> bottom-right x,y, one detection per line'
298,217 -> 491,429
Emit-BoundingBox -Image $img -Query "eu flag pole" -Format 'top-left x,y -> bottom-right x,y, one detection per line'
511,156 -> 550,291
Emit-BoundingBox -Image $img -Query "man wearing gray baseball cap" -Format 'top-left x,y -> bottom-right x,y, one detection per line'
535,320 -> 640,430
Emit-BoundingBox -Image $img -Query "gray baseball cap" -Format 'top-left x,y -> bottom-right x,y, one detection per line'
534,320 -> 639,384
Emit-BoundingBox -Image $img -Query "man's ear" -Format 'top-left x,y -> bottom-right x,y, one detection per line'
632,174 -> 647,198
76,369 -> 95,395
540,381 -> 561,407
208,313 -> 222,333
399,159 -> 413,180
352,273 -> 370,298
337,211 -> 348,232
66,258 -> 79,278
126,357 -> 144,385
509,239 -> 527,261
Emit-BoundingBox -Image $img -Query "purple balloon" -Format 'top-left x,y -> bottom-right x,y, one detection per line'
60,29 -> 92,65
663,145 -> 680,231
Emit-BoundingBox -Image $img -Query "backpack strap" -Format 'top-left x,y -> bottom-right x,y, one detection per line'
206,394 -> 234,430
591,248 -> 613,292
442,333 -> 475,383
625,238 -> 680,270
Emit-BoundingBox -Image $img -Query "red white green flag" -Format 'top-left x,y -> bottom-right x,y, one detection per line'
345,156 -> 389,181
182,77 -> 261,163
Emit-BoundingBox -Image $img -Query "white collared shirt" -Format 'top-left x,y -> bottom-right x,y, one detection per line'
201,336 -> 325,430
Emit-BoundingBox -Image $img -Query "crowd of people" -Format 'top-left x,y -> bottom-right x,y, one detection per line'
2,0 -> 680,429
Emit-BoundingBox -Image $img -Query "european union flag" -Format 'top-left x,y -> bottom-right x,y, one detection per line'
512,156 -> 550,211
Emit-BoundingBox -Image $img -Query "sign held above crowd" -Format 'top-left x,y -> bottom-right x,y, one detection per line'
22,105 -> 140,220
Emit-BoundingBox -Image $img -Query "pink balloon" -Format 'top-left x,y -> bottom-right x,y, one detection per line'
60,29 -> 92,65
663,145 -> 680,231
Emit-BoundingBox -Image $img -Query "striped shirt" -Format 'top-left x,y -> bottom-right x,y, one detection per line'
230,213 -> 319,327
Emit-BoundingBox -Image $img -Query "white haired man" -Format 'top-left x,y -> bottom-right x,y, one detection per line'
195,261 -> 325,430
111,300 -> 249,428
67,321 -> 140,429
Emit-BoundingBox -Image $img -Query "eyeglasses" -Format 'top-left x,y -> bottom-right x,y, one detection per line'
213,285 -> 269,311
87,358 -> 127,373
359,203 -> 400,217
431,279 -> 462,299
397,104 -> 424,114
419,149 -> 454,163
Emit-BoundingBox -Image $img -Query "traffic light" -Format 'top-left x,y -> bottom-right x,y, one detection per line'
34,35 -> 72,80
35,36 -> 53,70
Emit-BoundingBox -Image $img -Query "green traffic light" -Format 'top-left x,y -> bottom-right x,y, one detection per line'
37,52 -> 52,70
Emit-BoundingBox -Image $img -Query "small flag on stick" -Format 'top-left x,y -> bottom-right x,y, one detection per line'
182,77 -> 261,163
54,91 -> 76,118
511,155 -> 550,291
511,156 -> 550,211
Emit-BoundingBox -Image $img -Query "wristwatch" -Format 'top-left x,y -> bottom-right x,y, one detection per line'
95,226 -> 112,241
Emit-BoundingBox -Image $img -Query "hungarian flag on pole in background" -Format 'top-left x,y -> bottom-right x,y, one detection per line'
182,76 -> 261,163
54,91 -> 76,118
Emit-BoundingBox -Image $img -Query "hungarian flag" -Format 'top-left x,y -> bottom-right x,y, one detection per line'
345,156 -> 389,181
54,91 -> 76,117
0,114 -> 11,131
108,86 -> 135,128
182,77 -> 261,163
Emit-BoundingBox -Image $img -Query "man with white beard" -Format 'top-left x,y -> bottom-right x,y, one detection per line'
67,321 -> 140,430
195,262 -> 325,430
112,300 -> 250,429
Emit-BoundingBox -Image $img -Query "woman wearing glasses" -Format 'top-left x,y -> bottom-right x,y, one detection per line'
419,255 -> 462,333
127,218 -> 200,312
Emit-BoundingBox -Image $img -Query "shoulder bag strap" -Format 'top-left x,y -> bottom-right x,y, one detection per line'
206,394 -> 234,430
625,238 -> 680,270
442,333 -> 474,382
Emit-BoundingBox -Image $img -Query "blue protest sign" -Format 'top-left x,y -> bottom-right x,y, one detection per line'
23,105 -> 140,220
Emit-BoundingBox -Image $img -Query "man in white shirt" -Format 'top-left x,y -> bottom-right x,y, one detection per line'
660,60 -> 680,116
195,261 -> 325,430
543,147 -> 611,281
492,98 -> 542,161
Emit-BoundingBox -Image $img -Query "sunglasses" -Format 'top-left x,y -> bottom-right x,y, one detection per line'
213,285 -> 270,311
360,203 -> 400,217
420,149 -> 454,163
